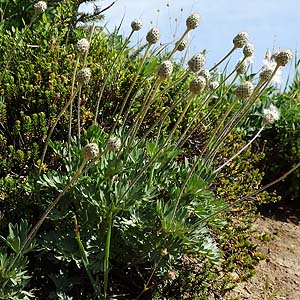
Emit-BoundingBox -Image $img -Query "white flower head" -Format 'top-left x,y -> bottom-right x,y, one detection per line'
107,137 -> 121,152
263,104 -> 280,125
34,1 -> 47,14
76,38 -> 90,53
262,50 -> 282,84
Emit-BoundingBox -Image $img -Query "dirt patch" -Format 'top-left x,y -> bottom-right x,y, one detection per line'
229,200 -> 300,300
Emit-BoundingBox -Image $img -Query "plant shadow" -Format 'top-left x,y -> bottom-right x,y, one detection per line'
259,198 -> 300,225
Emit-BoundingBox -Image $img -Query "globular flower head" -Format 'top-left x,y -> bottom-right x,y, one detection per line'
146,27 -> 160,44
76,38 -> 90,53
262,51 -> 282,84
188,53 -> 206,73
198,69 -> 211,82
107,137 -> 121,152
131,18 -> 143,31
83,143 -> 99,160
275,49 -> 292,66
243,43 -> 254,57
158,60 -> 173,79
209,81 -> 219,91
235,60 -> 249,75
259,66 -> 274,82
235,81 -> 254,99
189,76 -> 206,94
186,13 -> 200,30
233,32 -> 249,48
34,1 -> 47,14
176,39 -> 188,52
263,104 -> 280,125
77,68 -> 91,85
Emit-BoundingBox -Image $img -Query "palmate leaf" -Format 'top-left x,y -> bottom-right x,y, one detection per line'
0,219 -> 35,255
0,252 -> 33,299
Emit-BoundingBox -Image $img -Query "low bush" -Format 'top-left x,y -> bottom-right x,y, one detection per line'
0,1 -> 296,299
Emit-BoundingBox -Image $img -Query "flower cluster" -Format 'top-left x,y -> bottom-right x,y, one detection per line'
83,143 -> 99,160
34,1 -> 47,14
76,38 -> 90,53
263,104 -> 280,125
77,68 -> 91,85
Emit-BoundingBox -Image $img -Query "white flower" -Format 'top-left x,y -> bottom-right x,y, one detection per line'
262,50 -> 282,84
76,38 -> 90,53
263,104 -> 280,125
107,137 -> 121,151
34,1 -> 47,14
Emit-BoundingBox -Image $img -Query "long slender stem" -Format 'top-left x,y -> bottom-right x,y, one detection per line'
77,86 -> 82,145
177,70 -> 239,147
191,160 -> 300,231
209,46 -> 236,72
135,256 -> 162,300
39,85 -> 81,174
118,44 -> 152,130
77,24 -> 96,146
103,210 -> 113,298
171,153 -> 202,222
119,93 -> 196,204
94,30 -> 135,124
126,78 -> 162,147
214,126 -> 264,173
68,56 -> 80,160
141,90 -> 189,142
74,215 -> 102,298
167,28 -> 189,59
201,76 -> 240,157
206,66 -> 279,163
9,158 -> 88,273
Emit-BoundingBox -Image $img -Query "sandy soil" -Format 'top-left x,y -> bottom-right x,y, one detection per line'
228,200 -> 300,300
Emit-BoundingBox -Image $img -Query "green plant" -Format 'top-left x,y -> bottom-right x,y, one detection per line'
0,220 -> 35,299
1,2 -> 298,299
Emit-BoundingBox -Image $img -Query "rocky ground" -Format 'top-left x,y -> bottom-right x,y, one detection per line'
229,199 -> 300,300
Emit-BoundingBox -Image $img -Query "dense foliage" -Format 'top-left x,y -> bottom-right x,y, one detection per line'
0,1 -> 298,299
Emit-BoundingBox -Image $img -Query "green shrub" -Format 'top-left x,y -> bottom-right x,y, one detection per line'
0,2 -> 296,299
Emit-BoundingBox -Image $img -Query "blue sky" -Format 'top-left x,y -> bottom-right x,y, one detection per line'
81,0 -> 299,84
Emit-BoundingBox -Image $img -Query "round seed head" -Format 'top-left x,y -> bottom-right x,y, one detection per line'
158,60 -> 173,79
198,68 -> 211,82
236,60 -> 249,75
34,1 -> 47,14
77,68 -> 91,85
107,137 -> 121,152
176,39 -> 188,52
188,53 -> 206,73
189,76 -> 206,94
76,38 -> 90,53
146,27 -> 160,44
243,43 -> 254,57
275,49 -> 292,66
235,81 -> 254,99
131,18 -> 143,31
186,13 -> 200,30
259,66 -> 274,81
233,32 -> 249,48
209,81 -> 219,91
263,104 -> 280,125
83,143 -> 99,160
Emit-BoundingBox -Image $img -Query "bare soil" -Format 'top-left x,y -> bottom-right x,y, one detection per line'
228,200 -> 300,300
